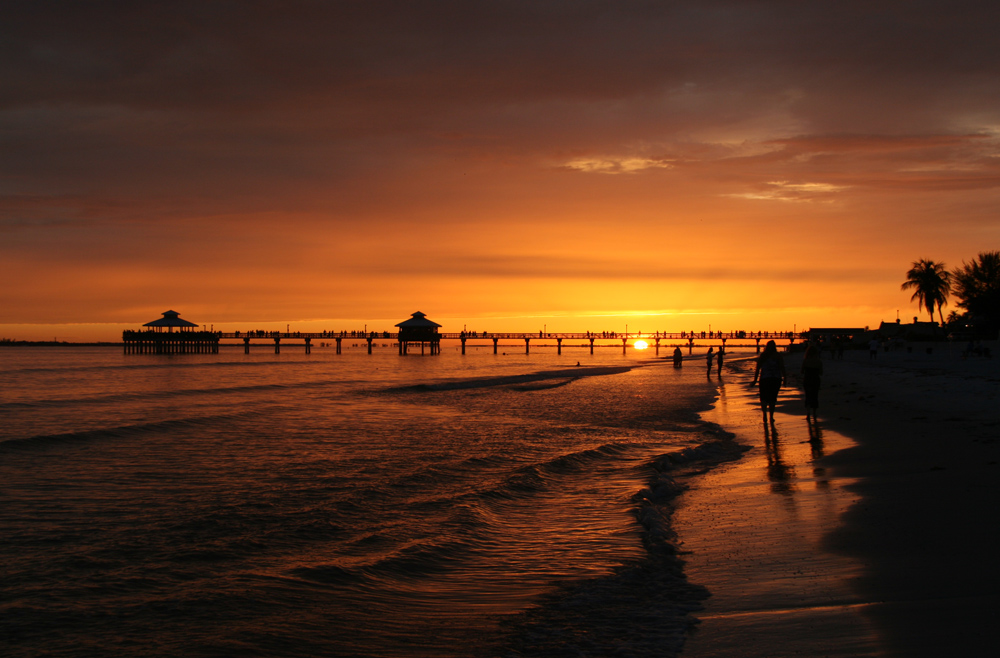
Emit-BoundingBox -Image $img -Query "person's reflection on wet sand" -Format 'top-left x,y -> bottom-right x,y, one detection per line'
807,416 -> 830,489
763,422 -> 796,494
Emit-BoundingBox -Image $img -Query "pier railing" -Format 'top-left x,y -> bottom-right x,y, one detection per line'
122,330 -> 220,354
204,330 -> 801,355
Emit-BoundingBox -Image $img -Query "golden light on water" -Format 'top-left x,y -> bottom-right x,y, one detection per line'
633,340 -> 649,350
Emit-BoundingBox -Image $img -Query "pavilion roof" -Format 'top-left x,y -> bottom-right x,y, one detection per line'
144,310 -> 199,328
395,311 -> 442,329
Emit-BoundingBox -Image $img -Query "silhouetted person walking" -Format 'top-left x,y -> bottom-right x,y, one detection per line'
706,347 -> 715,376
717,345 -> 725,376
801,343 -> 823,420
672,346 -> 683,368
751,340 -> 786,423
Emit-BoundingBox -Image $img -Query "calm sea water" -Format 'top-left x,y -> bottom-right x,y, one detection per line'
1,343 -> 739,657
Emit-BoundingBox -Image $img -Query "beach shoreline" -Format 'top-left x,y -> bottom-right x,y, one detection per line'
801,342 -> 1000,657
676,342 -> 999,657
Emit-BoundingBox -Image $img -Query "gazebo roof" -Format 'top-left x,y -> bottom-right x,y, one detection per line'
395,311 -> 441,329
144,310 -> 199,328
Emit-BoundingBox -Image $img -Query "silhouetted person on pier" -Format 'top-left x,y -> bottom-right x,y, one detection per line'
751,340 -> 786,424
672,346 -> 683,368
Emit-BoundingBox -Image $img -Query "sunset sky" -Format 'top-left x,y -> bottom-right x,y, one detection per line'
3,1 -> 999,340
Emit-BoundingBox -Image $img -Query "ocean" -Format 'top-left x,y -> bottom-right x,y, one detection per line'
1,343 -> 744,657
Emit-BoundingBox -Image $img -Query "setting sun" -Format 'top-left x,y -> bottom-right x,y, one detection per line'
633,340 -> 649,350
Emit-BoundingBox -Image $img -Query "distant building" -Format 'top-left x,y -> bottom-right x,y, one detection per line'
395,311 -> 441,355
877,318 -> 941,340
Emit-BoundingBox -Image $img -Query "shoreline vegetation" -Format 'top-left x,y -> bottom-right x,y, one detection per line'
683,340 -> 999,657
902,251 -> 1000,340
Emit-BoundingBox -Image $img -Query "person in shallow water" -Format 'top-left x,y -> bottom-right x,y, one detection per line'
751,340 -> 786,423
706,347 -> 715,376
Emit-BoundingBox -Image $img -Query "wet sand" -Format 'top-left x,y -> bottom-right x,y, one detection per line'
677,343 -> 1000,657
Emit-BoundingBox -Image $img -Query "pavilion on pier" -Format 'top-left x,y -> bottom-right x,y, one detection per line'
396,311 -> 441,355
123,310 -> 219,354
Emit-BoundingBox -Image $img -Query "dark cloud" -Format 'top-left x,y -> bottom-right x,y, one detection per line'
3,1 -> 1000,329
698,133 -> 1000,193
375,252 -> 897,283
6,2 -> 1000,117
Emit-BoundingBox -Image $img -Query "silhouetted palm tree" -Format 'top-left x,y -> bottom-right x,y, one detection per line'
901,259 -> 951,324
953,251 -> 1000,337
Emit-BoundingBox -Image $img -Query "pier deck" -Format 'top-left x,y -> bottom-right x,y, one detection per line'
123,328 -> 801,356
209,330 -> 800,355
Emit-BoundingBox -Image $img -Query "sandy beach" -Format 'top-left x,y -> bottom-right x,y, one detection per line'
677,343 -> 1000,657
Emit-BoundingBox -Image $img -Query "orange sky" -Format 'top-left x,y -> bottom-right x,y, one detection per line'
3,2 -> 999,341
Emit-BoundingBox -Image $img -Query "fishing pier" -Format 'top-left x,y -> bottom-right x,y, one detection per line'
216,330 -> 797,355
125,310 -> 800,355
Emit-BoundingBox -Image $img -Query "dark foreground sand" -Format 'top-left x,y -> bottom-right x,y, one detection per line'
677,343 -> 1000,657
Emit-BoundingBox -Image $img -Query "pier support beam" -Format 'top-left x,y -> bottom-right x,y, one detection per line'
493,337 -> 499,354
557,338 -> 562,355
524,337 -> 530,354
589,338 -> 595,354
367,336 -> 373,354
305,337 -> 312,354
336,337 -> 343,354
244,337 -> 251,354
274,337 -> 281,354
461,337 -> 466,355
755,337 -> 761,353
688,337 -> 695,354
655,338 -> 661,355
622,337 -> 628,355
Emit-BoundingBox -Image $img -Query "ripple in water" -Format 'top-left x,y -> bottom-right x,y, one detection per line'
0,346 -> 734,657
